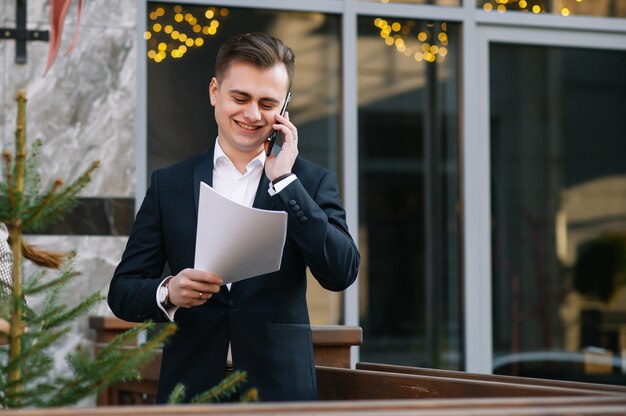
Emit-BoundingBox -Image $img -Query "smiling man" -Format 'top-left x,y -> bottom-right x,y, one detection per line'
107,33 -> 360,403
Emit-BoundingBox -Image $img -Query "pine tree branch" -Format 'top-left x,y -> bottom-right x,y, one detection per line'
22,161 -> 99,232
47,322 -> 176,406
191,370 -> 247,403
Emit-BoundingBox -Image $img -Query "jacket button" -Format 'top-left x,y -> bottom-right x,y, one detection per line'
300,216 -> 308,223
296,211 -> 304,218
288,200 -> 297,206
228,299 -> 236,309
291,204 -> 300,211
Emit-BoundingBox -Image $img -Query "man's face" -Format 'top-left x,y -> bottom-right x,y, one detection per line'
210,61 -> 290,158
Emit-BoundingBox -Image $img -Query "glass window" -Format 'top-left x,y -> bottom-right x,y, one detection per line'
362,0 -> 460,6
490,43 -> 626,384
358,16 -> 462,369
146,3 -> 342,324
477,0 -> 626,18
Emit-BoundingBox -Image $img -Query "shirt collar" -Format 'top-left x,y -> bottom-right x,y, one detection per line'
213,138 -> 266,172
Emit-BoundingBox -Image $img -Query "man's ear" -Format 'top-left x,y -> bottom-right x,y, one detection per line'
209,77 -> 218,106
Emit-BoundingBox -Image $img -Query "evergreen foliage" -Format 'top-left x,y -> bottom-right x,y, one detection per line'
0,91 -> 174,408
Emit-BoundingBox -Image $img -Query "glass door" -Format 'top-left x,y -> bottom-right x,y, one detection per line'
475,26 -> 626,384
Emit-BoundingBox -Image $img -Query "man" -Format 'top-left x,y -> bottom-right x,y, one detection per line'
108,33 -> 360,403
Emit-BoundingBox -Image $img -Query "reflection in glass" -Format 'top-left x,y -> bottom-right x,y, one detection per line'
477,0 -> 626,17
358,16 -> 461,369
490,44 -> 626,384
146,3 -> 342,324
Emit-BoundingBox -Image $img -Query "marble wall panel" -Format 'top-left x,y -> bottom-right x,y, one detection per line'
2,1 -> 141,406
1,0 -> 137,198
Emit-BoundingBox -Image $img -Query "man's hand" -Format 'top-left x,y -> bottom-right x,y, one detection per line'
264,111 -> 298,181
167,269 -> 223,308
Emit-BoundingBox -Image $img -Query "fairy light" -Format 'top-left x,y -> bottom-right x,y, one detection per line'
479,0 -> 583,16
374,18 -> 449,63
145,4 -> 228,63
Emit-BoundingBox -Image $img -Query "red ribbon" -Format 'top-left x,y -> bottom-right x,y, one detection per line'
43,0 -> 84,75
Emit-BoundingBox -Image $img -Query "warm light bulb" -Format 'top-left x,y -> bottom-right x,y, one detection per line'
143,31 -> 152,40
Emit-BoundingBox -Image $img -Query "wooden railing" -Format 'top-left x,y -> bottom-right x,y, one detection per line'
63,316 -> 626,416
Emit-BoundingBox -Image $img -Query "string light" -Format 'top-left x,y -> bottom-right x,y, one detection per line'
374,18 -> 449,63
479,0 -> 584,16
145,4 -> 229,63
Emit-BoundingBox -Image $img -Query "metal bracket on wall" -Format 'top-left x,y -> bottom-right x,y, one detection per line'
0,0 -> 50,64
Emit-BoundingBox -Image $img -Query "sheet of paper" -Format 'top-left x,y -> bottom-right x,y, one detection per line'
194,182 -> 288,284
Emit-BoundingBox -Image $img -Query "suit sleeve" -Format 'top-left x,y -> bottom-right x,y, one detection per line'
107,171 -> 169,323
273,170 -> 360,291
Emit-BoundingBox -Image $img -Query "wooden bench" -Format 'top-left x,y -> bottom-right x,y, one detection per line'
315,366 -> 623,400
356,361 -> 626,394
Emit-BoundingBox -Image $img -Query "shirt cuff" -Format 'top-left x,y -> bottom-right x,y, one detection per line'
156,276 -> 178,322
267,174 -> 297,196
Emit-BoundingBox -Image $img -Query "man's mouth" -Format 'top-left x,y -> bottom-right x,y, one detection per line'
235,120 -> 262,131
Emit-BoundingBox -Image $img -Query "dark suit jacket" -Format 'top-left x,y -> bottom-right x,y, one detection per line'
107,146 -> 360,403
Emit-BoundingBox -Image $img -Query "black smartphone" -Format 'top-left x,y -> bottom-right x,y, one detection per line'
266,91 -> 292,156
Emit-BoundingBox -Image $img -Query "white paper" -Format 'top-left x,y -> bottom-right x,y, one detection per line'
194,182 -> 288,284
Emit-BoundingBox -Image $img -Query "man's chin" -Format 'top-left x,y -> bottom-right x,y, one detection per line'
234,139 -> 266,153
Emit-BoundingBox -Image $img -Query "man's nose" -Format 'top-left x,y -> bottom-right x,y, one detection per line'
243,102 -> 261,121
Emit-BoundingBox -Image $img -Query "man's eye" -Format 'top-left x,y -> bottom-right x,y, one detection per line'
233,97 -> 246,103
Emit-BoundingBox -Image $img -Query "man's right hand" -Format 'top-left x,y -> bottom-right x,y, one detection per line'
167,269 -> 223,308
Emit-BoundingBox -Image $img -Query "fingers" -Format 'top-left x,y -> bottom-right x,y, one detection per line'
168,269 -> 224,308
273,112 -> 297,146
266,112 -> 298,181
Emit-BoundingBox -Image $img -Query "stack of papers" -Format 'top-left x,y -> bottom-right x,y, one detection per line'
194,182 -> 288,284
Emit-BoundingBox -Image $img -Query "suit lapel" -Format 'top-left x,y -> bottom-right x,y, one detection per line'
192,146 -> 215,216
192,146 -> 231,304
252,173 -> 274,210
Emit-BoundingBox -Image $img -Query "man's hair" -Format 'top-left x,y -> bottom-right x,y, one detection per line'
214,32 -> 295,88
